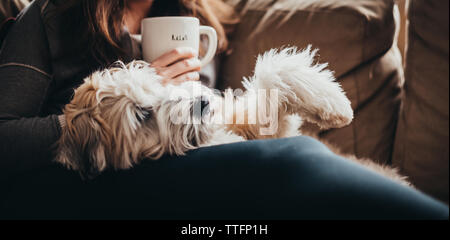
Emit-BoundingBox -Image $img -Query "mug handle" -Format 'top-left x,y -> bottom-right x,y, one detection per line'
199,26 -> 218,67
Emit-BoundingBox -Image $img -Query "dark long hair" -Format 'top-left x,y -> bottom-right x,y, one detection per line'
49,0 -> 238,64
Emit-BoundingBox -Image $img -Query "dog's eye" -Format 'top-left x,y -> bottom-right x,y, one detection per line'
136,107 -> 152,122
141,109 -> 152,119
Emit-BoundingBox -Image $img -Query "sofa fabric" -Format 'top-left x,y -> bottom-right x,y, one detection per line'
219,0 -> 404,164
393,0 -> 449,203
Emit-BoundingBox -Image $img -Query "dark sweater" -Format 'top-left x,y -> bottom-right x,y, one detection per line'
0,0 -> 132,180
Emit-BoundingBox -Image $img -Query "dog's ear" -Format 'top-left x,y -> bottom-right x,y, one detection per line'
55,86 -> 111,180
57,112 -> 111,179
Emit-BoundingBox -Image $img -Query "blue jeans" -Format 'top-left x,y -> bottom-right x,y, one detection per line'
2,136 -> 448,219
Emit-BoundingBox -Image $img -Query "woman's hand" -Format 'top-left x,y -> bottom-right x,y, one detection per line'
151,47 -> 201,85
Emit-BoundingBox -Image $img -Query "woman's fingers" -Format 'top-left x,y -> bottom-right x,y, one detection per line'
163,71 -> 200,85
158,58 -> 201,79
151,47 -> 197,67
151,47 -> 201,85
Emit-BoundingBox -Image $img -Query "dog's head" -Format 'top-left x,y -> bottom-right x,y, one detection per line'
56,61 -> 215,178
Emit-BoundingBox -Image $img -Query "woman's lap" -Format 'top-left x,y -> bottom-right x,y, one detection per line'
2,136 -> 448,219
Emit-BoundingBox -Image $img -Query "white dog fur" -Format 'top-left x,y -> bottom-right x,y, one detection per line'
55,46 -> 410,186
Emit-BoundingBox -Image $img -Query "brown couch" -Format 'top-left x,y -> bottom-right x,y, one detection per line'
219,0 -> 448,203
393,0 -> 449,203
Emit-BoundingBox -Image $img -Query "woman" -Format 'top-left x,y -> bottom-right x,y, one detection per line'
0,0 -> 447,219
0,0 -> 237,179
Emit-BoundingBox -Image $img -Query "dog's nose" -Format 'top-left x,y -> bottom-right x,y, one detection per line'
193,96 -> 210,119
200,98 -> 210,113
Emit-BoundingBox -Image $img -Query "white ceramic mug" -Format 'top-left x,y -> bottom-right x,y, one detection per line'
141,17 -> 218,67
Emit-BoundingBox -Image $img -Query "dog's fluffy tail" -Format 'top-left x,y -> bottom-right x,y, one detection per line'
243,46 -> 353,129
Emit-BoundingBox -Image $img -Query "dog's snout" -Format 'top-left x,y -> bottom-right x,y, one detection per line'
136,107 -> 153,122
200,98 -> 209,113
193,96 -> 210,119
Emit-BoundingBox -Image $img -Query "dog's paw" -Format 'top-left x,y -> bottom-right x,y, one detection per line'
313,92 -> 354,129
315,109 -> 353,129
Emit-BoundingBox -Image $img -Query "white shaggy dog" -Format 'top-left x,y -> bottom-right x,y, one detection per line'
56,46 -> 410,186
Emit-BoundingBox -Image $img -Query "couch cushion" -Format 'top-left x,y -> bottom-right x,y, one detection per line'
393,0 -> 449,203
219,0 -> 404,164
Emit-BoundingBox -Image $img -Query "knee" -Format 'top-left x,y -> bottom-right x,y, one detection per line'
236,136 -> 336,173
255,136 -> 334,162
273,136 -> 331,154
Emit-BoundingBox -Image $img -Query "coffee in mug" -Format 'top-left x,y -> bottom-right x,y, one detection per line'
141,16 -> 218,66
